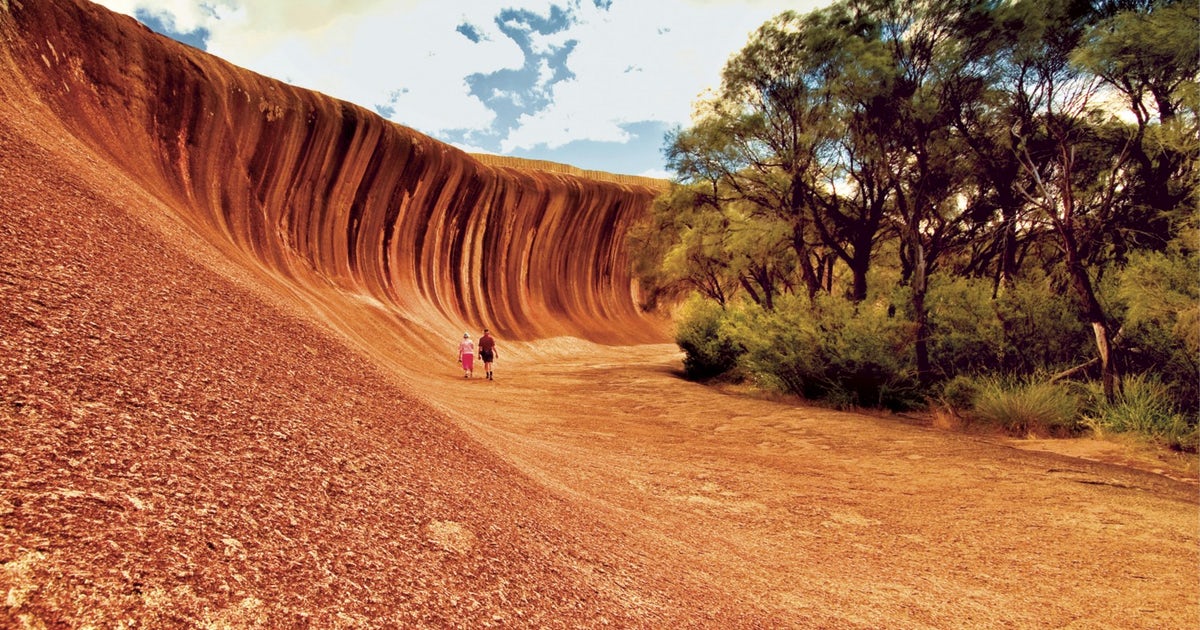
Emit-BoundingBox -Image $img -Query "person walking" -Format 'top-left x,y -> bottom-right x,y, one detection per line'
457,332 -> 475,378
478,328 -> 497,380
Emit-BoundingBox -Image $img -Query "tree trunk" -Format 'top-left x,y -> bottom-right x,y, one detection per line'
1062,229 -> 1122,401
739,277 -> 763,309
910,238 -> 932,388
739,263 -> 775,311
789,177 -> 822,299
992,196 -> 1020,299
791,227 -> 821,299
850,239 -> 870,303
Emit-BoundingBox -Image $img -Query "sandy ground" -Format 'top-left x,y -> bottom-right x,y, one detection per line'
396,341 -> 1200,628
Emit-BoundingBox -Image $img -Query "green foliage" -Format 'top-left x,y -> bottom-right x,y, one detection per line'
992,275 -> 1094,374
722,296 -> 823,398
925,274 -> 1093,379
1074,1 -> 1200,128
937,375 -> 981,412
971,376 -> 1083,437
926,277 -> 1006,378
726,293 -> 921,410
649,0 -> 1198,449
1084,374 -> 1198,452
1114,228 -> 1200,413
626,202 -> 684,311
674,295 -> 742,380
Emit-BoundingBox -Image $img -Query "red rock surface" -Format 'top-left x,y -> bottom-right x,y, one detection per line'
2,0 -> 666,349
2,1 -> 1197,629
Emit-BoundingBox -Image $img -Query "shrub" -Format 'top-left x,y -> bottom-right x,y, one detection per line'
818,299 -> 922,410
727,293 -> 921,410
993,274 -> 1094,374
929,375 -> 984,430
675,295 -> 742,380
1114,248 -> 1200,416
937,375 -> 982,412
925,273 -> 1099,387
971,376 -> 1083,437
723,296 -> 822,396
927,277 -> 1005,378
1085,374 -> 1199,452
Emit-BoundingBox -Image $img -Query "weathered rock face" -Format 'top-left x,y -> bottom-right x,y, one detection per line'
0,0 -> 666,346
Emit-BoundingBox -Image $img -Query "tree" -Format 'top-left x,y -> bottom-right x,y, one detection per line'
656,184 -> 742,307
651,0 -> 1196,411
1006,0 -> 1129,400
724,203 -> 796,310
941,2 -> 1039,294
846,0 -> 984,386
1074,0 -> 1199,244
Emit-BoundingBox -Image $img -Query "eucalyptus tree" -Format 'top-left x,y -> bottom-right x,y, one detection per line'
806,3 -> 900,303
649,183 -> 743,308
836,0 -> 992,386
1074,0 -> 1199,243
669,0 -> 1005,384
724,203 -> 797,310
627,185 -> 695,310
940,2 -> 1042,294
1000,0 -> 1187,400
1079,0 -> 1199,407
666,6 -> 876,300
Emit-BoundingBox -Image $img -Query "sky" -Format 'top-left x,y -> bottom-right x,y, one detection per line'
94,0 -> 831,178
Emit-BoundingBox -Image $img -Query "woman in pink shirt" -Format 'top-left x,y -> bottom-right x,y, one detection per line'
457,332 -> 475,378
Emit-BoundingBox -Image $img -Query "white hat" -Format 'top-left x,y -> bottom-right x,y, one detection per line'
463,332 -> 470,338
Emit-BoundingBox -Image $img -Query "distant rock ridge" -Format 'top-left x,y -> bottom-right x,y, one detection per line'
0,0 -> 668,345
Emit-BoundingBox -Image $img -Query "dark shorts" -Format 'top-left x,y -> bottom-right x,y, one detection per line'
479,349 -> 494,362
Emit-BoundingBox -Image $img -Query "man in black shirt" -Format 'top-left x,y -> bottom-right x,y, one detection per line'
478,329 -> 497,380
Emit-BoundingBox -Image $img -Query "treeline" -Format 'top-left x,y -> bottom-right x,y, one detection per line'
629,0 -> 1198,448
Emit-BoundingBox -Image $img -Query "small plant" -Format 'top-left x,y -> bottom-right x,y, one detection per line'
928,375 -> 983,430
675,296 -> 742,380
1086,374 -> 1199,452
972,376 -> 1082,437
937,375 -> 982,412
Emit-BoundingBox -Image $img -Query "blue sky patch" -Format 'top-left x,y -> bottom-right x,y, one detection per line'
456,22 -> 483,43
134,8 -> 210,51
455,4 -> 581,151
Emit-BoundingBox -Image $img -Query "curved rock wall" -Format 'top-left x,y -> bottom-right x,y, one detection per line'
0,0 -> 666,345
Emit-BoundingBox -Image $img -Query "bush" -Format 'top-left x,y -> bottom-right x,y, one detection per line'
1114,248 -> 1200,416
818,299 -> 922,410
675,295 -> 742,380
726,293 -> 921,410
925,273 -> 1098,385
992,274 -> 1094,374
1085,374 -> 1199,452
927,277 -> 1005,378
1120,318 -> 1200,415
937,375 -> 982,412
724,295 -> 823,397
971,376 -> 1083,437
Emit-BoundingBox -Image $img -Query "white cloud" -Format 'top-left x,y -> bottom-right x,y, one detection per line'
93,0 -> 834,171
639,167 -> 673,180
208,1 -> 533,134
497,0 -> 824,151
95,1 -> 529,133
93,0 -> 224,32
